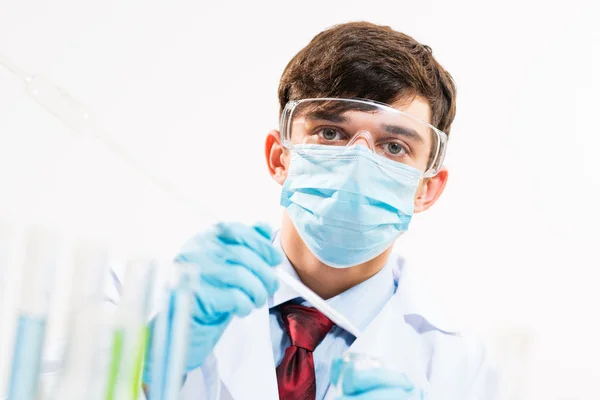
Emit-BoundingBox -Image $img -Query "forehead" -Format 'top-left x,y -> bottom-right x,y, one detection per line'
298,96 -> 433,127
389,96 -> 432,125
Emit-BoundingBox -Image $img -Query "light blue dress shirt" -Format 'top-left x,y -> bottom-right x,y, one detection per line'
268,243 -> 396,400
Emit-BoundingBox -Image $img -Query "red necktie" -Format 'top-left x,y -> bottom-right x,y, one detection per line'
276,302 -> 335,400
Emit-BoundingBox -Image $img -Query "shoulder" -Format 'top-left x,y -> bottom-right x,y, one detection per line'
427,332 -> 499,399
389,253 -> 465,335
389,253 -> 493,363
389,254 -> 499,396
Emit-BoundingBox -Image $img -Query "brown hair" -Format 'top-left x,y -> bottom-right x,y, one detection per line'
278,21 -> 457,134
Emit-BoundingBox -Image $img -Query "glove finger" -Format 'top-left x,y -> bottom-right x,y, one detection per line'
218,244 -> 279,295
176,242 -> 221,266
252,222 -> 273,240
226,287 -> 256,317
180,245 -> 278,297
338,387 -> 416,400
201,262 -> 269,307
195,282 -> 255,320
214,223 -> 282,266
341,365 -> 414,395
175,229 -> 223,260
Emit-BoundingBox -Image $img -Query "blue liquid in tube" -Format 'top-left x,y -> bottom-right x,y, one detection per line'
164,289 -> 190,399
8,314 -> 47,400
149,267 -> 194,400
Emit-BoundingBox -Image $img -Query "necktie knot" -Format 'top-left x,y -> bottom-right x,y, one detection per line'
279,302 -> 335,352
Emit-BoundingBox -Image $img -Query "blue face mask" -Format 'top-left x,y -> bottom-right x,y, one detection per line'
280,144 -> 423,268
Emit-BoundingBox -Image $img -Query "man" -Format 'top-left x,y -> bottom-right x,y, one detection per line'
142,21 -> 497,399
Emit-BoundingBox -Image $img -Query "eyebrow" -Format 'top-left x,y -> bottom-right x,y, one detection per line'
306,111 -> 349,123
304,112 -> 426,143
381,124 -> 425,143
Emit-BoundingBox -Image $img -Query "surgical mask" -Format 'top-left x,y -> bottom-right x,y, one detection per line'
280,144 -> 423,268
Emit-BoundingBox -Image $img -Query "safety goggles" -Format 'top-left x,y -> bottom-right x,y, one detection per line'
280,98 -> 448,177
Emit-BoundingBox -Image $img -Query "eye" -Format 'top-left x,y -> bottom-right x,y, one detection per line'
317,127 -> 343,141
385,142 -> 407,156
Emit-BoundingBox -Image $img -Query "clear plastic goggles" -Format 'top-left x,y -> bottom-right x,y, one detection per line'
280,98 -> 448,177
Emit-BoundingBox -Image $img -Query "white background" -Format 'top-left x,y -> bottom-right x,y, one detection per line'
0,0 -> 599,398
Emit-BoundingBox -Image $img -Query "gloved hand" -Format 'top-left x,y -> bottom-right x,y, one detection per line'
143,222 -> 283,384
330,357 -> 421,400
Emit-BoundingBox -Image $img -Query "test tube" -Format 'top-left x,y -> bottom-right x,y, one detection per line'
50,241 -> 111,400
0,221 -> 17,333
0,222 -> 18,400
7,227 -> 59,400
105,258 -> 156,400
147,261 -> 198,400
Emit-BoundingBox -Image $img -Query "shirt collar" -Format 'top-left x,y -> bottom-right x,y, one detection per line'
269,232 -> 396,333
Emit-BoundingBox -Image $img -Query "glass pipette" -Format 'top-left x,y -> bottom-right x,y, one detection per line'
0,54 -> 362,338
0,53 -> 202,215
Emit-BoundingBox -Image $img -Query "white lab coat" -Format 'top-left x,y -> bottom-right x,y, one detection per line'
40,253 -> 497,400
178,255 -> 498,400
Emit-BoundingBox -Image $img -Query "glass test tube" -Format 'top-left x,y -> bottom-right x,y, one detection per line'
0,221 -> 15,327
0,222 -> 18,400
7,227 -> 59,400
50,241 -> 111,400
105,258 -> 156,400
147,262 -> 198,400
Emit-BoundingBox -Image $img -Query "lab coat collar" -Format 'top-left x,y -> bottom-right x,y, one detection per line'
214,301 -> 279,400
270,230 -> 462,335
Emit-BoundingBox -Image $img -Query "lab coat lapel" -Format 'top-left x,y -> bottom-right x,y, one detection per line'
214,306 -> 279,400
323,291 -> 431,400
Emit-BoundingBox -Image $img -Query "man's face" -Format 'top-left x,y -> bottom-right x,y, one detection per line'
287,97 -> 436,174
265,96 -> 448,214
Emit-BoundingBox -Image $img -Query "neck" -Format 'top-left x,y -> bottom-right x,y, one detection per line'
279,214 -> 392,299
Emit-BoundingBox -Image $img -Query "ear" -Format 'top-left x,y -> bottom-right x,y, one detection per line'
265,130 -> 289,185
414,166 -> 448,213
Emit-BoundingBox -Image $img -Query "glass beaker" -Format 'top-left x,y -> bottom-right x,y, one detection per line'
330,352 -> 425,399
330,352 -> 384,397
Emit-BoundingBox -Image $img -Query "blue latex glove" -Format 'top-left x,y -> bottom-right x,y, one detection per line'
143,222 -> 282,384
330,358 -> 420,400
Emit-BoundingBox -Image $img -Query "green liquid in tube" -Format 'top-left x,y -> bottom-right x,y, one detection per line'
105,326 -> 149,400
